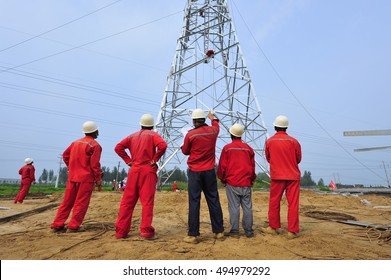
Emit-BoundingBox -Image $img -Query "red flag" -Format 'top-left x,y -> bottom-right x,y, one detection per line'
330,180 -> 337,190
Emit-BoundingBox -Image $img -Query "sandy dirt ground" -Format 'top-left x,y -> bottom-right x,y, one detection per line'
0,188 -> 390,260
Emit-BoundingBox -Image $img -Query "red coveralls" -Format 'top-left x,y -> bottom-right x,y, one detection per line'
114,129 -> 167,239
265,131 -> 302,233
217,139 -> 256,187
51,136 -> 102,230
14,164 -> 35,203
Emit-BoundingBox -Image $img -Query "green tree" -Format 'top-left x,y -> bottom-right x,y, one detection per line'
48,169 -> 54,183
255,172 -> 270,186
39,169 -> 48,183
119,168 -> 128,181
301,170 -> 316,186
317,178 -> 325,187
170,168 -> 188,182
58,167 -> 68,184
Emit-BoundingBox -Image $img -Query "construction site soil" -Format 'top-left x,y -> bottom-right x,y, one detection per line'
0,189 -> 390,260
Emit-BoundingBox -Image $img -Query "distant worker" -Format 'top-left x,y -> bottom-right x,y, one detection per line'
217,124 -> 256,238
172,181 -> 177,192
119,180 -> 124,192
264,115 -> 302,239
114,113 -> 167,239
14,158 -> 36,203
181,109 -> 224,244
51,121 -> 102,233
96,171 -> 104,192
112,180 -> 116,191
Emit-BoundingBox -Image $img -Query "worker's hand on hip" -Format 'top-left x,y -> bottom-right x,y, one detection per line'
150,160 -> 157,167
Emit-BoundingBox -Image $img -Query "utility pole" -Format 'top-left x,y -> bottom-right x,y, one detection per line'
55,154 -> 62,188
115,161 -> 120,183
382,161 -> 390,188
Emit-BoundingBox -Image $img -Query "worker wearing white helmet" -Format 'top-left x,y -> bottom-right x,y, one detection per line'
181,108 -> 224,243
14,158 -> 36,203
114,113 -> 167,239
51,121 -> 102,233
217,123 -> 256,238
264,115 -> 302,239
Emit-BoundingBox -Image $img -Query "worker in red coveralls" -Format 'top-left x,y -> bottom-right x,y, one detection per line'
217,124 -> 256,238
263,115 -> 302,239
50,121 -> 102,233
114,113 -> 167,239
14,158 -> 36,203
172,181 -> 177,192
181,109 -> 224,244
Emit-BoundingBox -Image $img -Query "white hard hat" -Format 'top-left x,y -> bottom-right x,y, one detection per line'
191,108 -> 206,119
25,158 -> 33,164
229,123 -> 244,137
273,115 -> 289,128
140,113 -> 154,127
82,121 -> 98,133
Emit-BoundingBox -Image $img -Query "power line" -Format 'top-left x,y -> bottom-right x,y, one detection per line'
230,0 -> 386,183
0,81 -> 157,113
0,0 -> 123,53
0,66 -> 158,106
0,101 -> 131,127
0,10 -> 182,74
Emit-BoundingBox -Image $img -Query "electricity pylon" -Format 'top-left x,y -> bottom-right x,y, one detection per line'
155,0 -> 269,187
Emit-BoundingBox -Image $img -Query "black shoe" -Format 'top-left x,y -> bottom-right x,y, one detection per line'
51,227 -> 66,233
225,231 -> 240,238
66,227 -> 86,233
245,232 -> 254,238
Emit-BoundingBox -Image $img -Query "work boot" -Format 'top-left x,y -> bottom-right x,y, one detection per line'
287,232 -> 300,239
225,231 -> 240,238
183,235 -> 199,244
66,227 -> 86,233
51,227 -> 66,233
140,232 -> 156,240
263,226 -> 279,235
214,232 -> 225,240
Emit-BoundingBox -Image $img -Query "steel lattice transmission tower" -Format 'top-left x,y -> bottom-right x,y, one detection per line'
155,0 -> 269,186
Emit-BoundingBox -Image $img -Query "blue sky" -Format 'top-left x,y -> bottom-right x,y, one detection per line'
0,0 -> 390,186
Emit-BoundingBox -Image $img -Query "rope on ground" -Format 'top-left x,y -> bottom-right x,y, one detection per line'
283,246 -> 344,260
341,227 -> 391,247
304,210 -> 356,221
0,203 -> 60,224
43,220 -> 115,260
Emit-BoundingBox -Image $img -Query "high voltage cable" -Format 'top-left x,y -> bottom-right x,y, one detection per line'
230,0 -> 386,183
0,0 -> 123,53
0,81 -> 156,112
0,66 -> 158,106
0,101 -> 130,127
0,10 -> 182,74
0,25 -> 168,73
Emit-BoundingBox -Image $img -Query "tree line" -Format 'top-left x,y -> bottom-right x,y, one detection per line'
38,166 -> 188,185
38,166 -> 321,187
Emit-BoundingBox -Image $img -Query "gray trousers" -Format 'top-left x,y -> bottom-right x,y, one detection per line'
226,185 -> 253,235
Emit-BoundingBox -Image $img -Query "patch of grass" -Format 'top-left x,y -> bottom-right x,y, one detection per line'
0,183 -> 114,196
